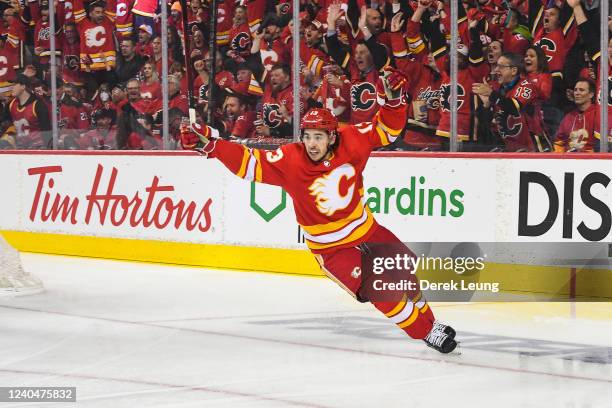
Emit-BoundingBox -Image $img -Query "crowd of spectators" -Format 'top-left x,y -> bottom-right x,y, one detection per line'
0,0 -> 609,152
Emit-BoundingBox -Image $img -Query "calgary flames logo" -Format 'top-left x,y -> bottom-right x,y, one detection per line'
495,112 -> 522,138
262,103 -> 282,128
309,164 -> 356,216
417,86 -> 442,109
230,32 -> 251,54
534,38 -> 556,63
65,55 -> 79,71
440,83 -> 465,111
350,82 -> 376,111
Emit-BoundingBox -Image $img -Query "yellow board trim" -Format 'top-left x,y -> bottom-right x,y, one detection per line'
2,230 -> 612,299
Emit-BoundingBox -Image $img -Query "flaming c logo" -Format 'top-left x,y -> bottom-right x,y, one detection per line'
309,164 -> 356,216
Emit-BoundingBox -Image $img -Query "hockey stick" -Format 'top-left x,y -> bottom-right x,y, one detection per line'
179,0 -> 197,126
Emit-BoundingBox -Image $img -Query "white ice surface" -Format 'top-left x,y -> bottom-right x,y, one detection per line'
1,253 -> 611,408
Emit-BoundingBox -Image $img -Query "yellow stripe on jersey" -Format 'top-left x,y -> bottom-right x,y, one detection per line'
236,147 -> 250,178
376,126 -> 392,146
253,149 -> 263,182
398,307 -> 420,328
306,210 -> 375,251
385,293 -> 409,317
303,204 -> 364,236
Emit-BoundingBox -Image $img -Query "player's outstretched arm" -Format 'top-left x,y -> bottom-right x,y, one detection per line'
180,122 -> 290,187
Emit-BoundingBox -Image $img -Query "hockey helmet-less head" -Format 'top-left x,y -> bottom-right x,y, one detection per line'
300,108 -> 338,132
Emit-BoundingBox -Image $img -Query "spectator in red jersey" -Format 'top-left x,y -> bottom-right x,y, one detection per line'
554,78 -> 599,152
125,113 -> 161,149
75,107 -> 117,149
258,63 -> 294,138
139,61 -> 161,101
61,23 -> 85,88
222,94 -> 257,139
150,36 -> 171,77
524,45 -> 554,146
8,74 -> 51,149
74,0 -> 117,87
191,51 -> 210,106
59,82 -> 92,134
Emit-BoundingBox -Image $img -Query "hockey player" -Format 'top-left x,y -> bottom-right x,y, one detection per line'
180,66 -> 458,354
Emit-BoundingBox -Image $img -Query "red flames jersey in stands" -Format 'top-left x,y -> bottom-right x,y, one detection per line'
34,21 -> 53,58
116,0 -> 135,37
554,104 -> 599,152
533,27 -> 572,75
503,30 -> 530,56
215,0 -> 235,46
132,0 -> 157,17
0,48 -> 17,94
9,97 -> 46,148
228,23 -> 252,57
436,69 -> 481,141
203,102 -> 407,253
60,103 -> 91,130
140,81 -> 161,100
1,14 -> 26,69
260,38 -> 291,74
491,78 -> 537,151
227,111 -> 257,138
344,66 -> 381,124
77,127 -> 117,150
61,39 -> 84,86
526,71 -> 553,136
262,84 -> 293,130
74,0 -> 117,71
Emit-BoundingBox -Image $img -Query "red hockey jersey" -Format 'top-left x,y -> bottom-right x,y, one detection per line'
554,103 -> 599,152
202,102 -> 407,253
74,0 -> 117,71
9,97 -> 48,149
116,0 -> 135,37
262,84 -> 293,130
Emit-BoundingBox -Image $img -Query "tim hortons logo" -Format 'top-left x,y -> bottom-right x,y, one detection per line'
27,165 -> 213,232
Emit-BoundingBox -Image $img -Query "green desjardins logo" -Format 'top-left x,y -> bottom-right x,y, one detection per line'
250,176 -> 464,222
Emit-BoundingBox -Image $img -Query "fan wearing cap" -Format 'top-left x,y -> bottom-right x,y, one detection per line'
8,74 -> 51,149
131,0 -> 157,37
135,24 -> 154,58
179,67 -> 458,354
